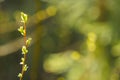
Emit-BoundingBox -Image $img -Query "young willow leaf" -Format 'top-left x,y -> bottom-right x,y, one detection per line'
21,12 -> 28,23
22,46 -> 28,54
26,38 -> 32,46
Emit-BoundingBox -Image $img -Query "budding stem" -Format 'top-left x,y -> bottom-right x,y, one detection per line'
18,12 -> 31,80
20,23 -> 27,80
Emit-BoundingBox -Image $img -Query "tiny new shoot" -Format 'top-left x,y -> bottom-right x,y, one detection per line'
17,12 -> 32,80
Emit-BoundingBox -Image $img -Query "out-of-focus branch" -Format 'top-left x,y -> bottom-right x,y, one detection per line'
0,37 -> 24,56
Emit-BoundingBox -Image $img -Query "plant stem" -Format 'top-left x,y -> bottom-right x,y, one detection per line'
20,23 -> 27,80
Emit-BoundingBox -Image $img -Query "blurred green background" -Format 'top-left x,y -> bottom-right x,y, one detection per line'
0,0 -> 120,80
